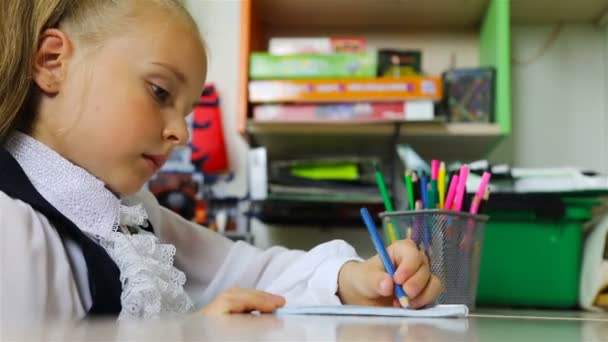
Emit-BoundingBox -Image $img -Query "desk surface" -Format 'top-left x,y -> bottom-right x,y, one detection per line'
4,309 -> 607,341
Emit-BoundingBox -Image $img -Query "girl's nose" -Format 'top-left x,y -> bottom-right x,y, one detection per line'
162,118 -> 189,146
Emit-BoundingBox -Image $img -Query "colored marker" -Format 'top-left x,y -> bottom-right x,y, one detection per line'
469,172 -> 492,214
452,166 -> 469,212
444,174 -> 459,211
438,162 -> 446,209
373,162 -> 399,242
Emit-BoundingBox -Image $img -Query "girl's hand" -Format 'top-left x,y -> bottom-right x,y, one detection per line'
337,239 -> 442,309
198,288 -> 286,316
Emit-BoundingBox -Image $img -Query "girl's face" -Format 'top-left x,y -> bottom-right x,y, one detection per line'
34,6 -> 207,195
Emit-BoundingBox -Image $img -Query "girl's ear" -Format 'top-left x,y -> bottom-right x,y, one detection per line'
33,28 -> 73,94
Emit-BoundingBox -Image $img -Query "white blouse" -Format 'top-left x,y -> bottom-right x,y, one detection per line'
0,133 -> 361,322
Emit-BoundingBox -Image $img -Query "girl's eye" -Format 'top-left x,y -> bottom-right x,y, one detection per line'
150,83 -> 170,104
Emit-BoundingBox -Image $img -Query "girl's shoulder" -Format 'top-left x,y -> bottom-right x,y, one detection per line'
0,190 -> 86,319
0,189 -> 63,258
0,190 -> 59,242
0,190 -> 40,221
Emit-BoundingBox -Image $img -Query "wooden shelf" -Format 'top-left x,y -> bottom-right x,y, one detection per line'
247,121 -> 400,160
238,0 -> 513,161
239,0 -> 607,134
249,120 -> 501,136
247,121 -> 504,161
248,120 -> 400,136
254,0 -> 608,31
239,0 -> 512,137
255,0 -> 489,30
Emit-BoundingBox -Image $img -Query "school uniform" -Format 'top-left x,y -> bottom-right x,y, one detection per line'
0,133 -> 362,321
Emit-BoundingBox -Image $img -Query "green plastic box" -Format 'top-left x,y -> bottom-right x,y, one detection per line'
249,52 -> 377,80
476,195 -> 601,308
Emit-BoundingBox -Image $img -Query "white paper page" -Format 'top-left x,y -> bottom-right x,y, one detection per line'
275,304 -> 468,318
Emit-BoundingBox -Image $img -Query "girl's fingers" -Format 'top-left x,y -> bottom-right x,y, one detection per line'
347,262 -> 394,299
202,288 -> 285,315
386,240 -> 427,284
227,289 -> 285,313
407,276 -> 442,309
401,262 -> 431,299
377,272 -> 394,297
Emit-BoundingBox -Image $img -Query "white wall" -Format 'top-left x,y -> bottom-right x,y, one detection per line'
185,0 -> 249,198
490,24 -> 608,175
185,1 -> 608,254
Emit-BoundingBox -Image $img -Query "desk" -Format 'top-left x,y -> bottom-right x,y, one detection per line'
3,309 -> 607,341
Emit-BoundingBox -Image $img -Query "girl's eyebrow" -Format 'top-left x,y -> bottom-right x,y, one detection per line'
151,62 -> 187,84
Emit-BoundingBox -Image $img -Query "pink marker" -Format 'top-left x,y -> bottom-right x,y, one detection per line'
452,165 -> 469,212
469,172 -> 492,214
443,174 -> 459,211
431,160 -> 440,180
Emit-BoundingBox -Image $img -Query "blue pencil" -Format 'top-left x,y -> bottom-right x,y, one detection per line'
360,208 -> 409,308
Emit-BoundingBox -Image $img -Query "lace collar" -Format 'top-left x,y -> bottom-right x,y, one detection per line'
4,132 -> 146,241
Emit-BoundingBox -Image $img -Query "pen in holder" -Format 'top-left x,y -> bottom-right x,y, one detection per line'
380,209 -> 488,309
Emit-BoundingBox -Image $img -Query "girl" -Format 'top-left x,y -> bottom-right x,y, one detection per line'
0,0 -> 441,321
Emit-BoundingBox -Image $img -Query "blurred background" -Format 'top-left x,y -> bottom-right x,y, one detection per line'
145,0 -> 608,311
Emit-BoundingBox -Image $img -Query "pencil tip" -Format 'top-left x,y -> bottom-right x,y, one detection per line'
399,296 -> 410,308
372,161 -> 380,171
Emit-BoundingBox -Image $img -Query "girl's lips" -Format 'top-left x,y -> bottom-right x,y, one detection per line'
142,154 -> 167,171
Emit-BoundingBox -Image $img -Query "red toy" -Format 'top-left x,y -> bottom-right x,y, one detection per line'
191,84 -> 228,174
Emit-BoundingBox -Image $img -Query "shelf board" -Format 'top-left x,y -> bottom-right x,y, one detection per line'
255,0 -> 489,30
251,198 -> 385,226
254,0 -> 608,30
247,120 -> 504,161
402,122 -> 502,136
248,120 -> 501,137
248,120 -> 400,136
248,122 -> 398,159
262,192 -> 384,204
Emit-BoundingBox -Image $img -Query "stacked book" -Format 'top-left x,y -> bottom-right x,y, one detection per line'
249,37 -> 443,123
254,157 -> 389,224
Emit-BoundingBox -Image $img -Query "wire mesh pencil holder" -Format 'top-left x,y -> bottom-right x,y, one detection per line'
380,210 -> 489,309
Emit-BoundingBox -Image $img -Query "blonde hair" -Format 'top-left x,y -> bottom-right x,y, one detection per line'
0,0 -> 197,144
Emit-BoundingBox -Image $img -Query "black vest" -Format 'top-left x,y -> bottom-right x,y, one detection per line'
0,147 -> 122,316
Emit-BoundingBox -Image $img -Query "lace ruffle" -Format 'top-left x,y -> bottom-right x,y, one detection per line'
103,230 -> 193,320
119,203 -> 149,228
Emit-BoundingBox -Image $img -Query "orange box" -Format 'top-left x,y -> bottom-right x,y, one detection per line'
248,77 -> 442,103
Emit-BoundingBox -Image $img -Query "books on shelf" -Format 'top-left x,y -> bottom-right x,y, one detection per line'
269,37 -> 366,55
264,157 -> 392,205
249,52 -> 377,80
253,101 -> 434,122
249,77 -> 443,103
252,197 -> 385,226
268,183 -> 382,203
267,157 -> 385,202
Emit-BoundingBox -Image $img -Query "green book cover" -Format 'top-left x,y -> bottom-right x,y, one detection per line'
249,52 -> 377,79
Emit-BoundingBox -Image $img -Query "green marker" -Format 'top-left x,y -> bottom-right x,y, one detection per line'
427,179 -> 438,209
404,170 -> 415,210
373,161 -> 399,242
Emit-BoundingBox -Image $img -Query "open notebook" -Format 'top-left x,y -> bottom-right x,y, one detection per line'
275,304 -> 468,318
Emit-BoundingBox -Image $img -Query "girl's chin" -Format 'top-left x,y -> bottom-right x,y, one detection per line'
106,177 -> 149,198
